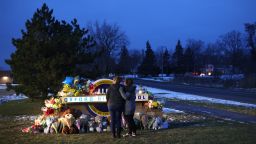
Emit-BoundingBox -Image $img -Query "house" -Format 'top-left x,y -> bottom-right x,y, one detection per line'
0,70 -> 13,84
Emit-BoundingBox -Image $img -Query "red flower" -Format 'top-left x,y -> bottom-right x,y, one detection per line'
44,108 -> 54,116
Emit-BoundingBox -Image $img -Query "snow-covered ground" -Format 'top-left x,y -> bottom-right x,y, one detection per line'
139,76 -> 174,82
143,86 -> 256,108
162,107 -> 184,113
0,84 -> 20,90
0,84 -> 7,90
0,94 -> 28,105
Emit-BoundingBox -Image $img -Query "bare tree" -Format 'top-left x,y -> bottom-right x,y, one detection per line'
220,31 -> 244,74
87,21 -> 129,76
185,39 -> 204,72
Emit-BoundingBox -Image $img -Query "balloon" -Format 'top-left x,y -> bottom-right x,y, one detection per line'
62,77 -> 74,85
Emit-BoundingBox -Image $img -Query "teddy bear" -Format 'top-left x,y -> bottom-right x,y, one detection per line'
88,117 -> 97,132
76,114 -> 89,133
141,114 -> 149,130
95,116 -> 103,133
152,116 -> 162,130
59,114 -> 79,134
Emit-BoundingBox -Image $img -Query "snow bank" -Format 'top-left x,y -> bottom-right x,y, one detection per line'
0,84 -> 6,90
143,86 -> 256,108
0,94 -> 28,105
139,76 -> 174,82
162,107 -> 184,114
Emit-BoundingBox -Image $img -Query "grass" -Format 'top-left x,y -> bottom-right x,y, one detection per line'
0,99 -> 43,116
0,118 -> 255,144
170,99 -> 256,116
0,97 -> 256,143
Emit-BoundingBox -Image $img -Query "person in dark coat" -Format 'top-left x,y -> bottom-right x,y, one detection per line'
119,78 -> 137,137
106,76 -> 125,138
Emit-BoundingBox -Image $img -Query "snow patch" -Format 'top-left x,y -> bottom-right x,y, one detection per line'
162,107 -> 184,114
143,86 -> 256,108
0,84 -> 6,90
0,94 -> 28,105
139,76 -> 174,82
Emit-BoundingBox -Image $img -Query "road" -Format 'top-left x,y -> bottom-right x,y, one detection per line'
165,101 -> 256,124
134,79 -> 256,104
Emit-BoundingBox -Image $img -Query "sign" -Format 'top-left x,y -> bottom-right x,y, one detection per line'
63,93 -> 148,103
135,93 -> 148,101
62,79 -> 149,116
63,95 -> 106,103
87,79 -> 113,116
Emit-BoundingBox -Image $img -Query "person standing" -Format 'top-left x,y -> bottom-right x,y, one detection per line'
106,76 -> 125,138
119,78 -> 137,137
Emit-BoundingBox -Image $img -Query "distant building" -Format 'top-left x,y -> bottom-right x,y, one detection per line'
200,64 -> 214,76
0,70 -> 13,84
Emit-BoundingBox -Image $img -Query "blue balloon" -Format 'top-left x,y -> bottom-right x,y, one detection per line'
62,77 -> 74,85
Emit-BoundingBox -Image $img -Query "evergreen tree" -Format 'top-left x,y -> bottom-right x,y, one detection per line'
138,41 -> 160,76
5,3 -> 93,98
116,46 -> 131,74
183,47 -> 194,72
245,22 -> 256,61
172,40 -> 184,73
162,48 -> 171,74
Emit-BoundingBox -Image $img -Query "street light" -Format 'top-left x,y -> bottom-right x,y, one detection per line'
2,76 -> 9,82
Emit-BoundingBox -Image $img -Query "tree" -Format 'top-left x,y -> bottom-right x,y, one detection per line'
87,21 -> 129,76
5,3 -> 93,98
220,31 -> 244,74
203,42 -> 227,68
183,47 -> 194,72
129,49 -> 143,74
185,39 -> 204,73
162,48 -> 171,74
138,41 -> 160,76
245,22 -> 256,61
172,40 -> 184,73
116,46 -> 131,74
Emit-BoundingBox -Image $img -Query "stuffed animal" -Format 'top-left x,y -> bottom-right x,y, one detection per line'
95,116 -> 103,133
88,117 -> 96,132
141,114 -> 149,129
59,114 -> 78,134
76,114 -> 89,133
152,116 -> 162,130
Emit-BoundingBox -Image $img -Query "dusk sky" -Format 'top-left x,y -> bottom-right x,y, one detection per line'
0,0 -> 256,70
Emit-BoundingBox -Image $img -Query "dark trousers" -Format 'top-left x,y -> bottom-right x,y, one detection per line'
124,114 -> 136,134
109,108 -> 122,137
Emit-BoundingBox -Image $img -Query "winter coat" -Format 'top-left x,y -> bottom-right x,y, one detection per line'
106,84 -> 125,110
119,85 -> 136,115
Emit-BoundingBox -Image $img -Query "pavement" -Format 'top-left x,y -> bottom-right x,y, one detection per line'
165,101 -> 256,124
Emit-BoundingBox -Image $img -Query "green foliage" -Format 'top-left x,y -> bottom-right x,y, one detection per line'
138,41 -> 160,76
116,46 -> 131,74
5,3 -> 93,98
162,48 -> 171,74
172,40 -> 185,74
183,47 -> 194,72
